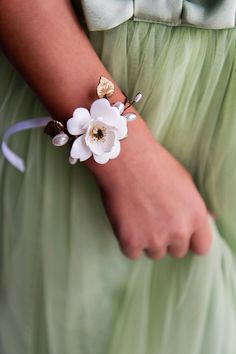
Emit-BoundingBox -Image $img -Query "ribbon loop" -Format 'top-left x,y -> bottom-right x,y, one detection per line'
1,116 -> 51,172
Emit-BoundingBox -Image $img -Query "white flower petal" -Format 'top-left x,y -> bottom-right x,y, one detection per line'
93,153 -> 110,164
93,103 -> 120,124
73,108 -> 91,127
90,98 -> 111,120
67,108 -> 91,135
70,135 -> 92,161
109,115 -> 127,140
93,140 -> 121,164
90,97 -> 128,139
101,114 -> 127,140
109,140 -> 121,159
102,130 -> 116,153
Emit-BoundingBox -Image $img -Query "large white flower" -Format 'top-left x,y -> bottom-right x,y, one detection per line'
67,98 -> 128,164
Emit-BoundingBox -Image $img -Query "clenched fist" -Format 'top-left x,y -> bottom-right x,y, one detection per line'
87,113 -> 212,260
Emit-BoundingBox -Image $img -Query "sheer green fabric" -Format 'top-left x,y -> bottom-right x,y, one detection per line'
1,19 -> 236,354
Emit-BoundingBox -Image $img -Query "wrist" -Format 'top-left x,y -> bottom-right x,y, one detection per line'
44,76 -> 146,173
84,111 -> 155,188
51,77 -> 128,123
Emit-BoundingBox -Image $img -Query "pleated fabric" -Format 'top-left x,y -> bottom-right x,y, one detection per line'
1,19 -> 236,354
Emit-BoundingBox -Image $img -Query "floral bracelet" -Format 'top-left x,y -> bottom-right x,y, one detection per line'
44,76 -> 142,165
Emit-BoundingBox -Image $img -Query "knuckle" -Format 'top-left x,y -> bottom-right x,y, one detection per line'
171,224 -> 189,243
121,237 -> 140,251
195,249 -> 206,256
148,237 -> 165,250
153,254 -> 165,261
120,237 -> 142,260
192,240 -> 211,255
145,248 -> 166,260
168,241 -> 189,258
168,216 -> 188,238
155,250 -> 166,260
192,247 -> 207,256
173,231 -> 187,243
191,228 -> 212,256
127,252 -> 141,260
123,248 -> 141,260
171,249 -> 188,259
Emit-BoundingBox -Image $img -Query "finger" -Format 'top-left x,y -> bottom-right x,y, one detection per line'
119,242 -> 142,260
144,247 -> 167,260
167,239 -> 189,258
190,219 -> 212,255
122,247 -> 142,260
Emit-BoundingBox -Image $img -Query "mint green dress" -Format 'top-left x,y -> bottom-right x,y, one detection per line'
1,1 -> 236,353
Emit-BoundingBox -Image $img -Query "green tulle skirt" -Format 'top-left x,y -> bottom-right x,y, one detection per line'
1,19 -> 236,354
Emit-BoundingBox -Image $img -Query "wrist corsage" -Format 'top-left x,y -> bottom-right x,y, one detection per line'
44,76 -> 142,165
1,77 -> 142,172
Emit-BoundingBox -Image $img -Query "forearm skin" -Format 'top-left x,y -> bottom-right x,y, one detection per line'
0,0 -> 150,176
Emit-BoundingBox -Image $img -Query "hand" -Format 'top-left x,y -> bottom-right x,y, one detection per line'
86,114 -> 213,260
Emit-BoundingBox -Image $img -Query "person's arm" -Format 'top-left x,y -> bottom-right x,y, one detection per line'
0,0 -> 126,119
0,0 -> 146,177
0,0 -> 212,260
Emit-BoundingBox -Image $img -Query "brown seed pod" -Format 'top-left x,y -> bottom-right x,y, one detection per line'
44,120 -> 65,138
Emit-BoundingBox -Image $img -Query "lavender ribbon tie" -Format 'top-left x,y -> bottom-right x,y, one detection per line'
1,116 -> 52,172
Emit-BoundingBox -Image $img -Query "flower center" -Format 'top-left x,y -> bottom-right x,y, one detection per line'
90,126 -> 106,142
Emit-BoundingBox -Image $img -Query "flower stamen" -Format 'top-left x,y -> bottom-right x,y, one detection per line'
90,126 -> 107,142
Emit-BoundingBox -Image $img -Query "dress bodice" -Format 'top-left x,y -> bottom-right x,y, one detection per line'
78,0 -> 236,31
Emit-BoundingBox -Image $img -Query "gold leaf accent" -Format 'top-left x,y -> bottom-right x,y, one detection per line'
97,76 -> 115,98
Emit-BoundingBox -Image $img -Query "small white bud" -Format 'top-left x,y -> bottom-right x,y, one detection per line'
69,156 -> 78,165
113,101 -> 125,114
52,133 -> 69,146
134,92 -> 142,103
123,113 -> 137,122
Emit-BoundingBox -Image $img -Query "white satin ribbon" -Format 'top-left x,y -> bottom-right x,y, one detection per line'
1,116 -> 52,172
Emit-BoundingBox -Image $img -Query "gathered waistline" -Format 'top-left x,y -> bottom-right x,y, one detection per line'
131,16 -> 236,31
